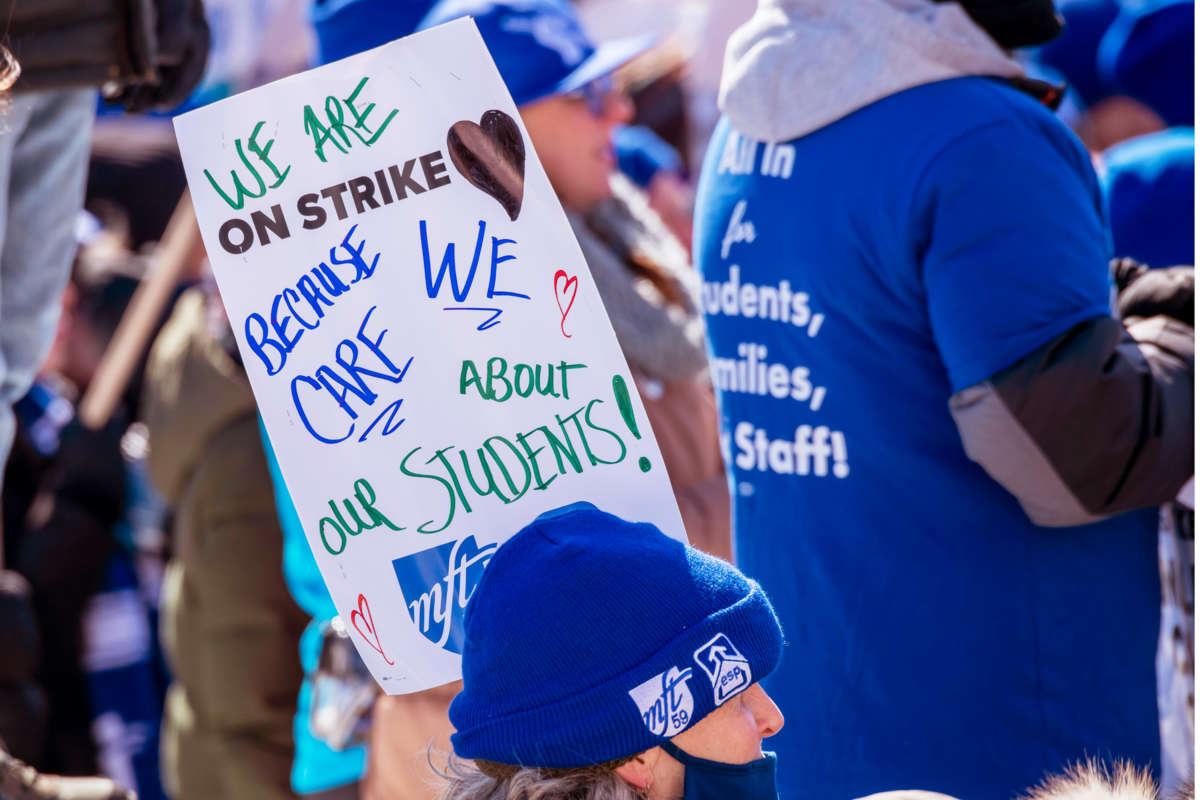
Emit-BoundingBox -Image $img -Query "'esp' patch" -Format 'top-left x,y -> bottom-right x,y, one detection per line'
693,633 -> 752,705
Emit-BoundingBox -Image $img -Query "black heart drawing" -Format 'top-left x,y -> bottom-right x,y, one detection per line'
447,109 -> 526,221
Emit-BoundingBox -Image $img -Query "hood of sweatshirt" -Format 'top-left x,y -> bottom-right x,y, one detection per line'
719,0 -> 1026,143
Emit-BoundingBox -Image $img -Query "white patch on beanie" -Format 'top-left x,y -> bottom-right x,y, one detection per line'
629,666 -> 696,737
694,633 -> 753,706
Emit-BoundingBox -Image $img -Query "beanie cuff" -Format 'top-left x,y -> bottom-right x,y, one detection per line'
450,581 -> 783,769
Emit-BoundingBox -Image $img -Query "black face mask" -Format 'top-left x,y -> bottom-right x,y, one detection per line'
934,0 -> 1064,48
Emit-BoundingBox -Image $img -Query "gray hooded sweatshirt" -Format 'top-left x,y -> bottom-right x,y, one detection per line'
719,0 -> 1023,143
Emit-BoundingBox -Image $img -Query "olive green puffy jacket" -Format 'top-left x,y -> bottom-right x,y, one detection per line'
143,290 -> 306,800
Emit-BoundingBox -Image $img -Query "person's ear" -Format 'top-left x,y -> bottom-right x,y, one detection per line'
615,751 -> 655,791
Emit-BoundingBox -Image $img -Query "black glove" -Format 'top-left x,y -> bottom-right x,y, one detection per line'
114,0 -> 210,113
1112,258 -> 1194,326
1111,256 -> 1148,292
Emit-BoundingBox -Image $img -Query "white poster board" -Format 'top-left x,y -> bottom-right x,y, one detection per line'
173,18 -> 686,694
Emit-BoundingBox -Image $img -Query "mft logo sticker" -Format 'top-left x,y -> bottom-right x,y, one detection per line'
392,535 -> 497,654
628,666 -> 695,737
693,633 -> 752,705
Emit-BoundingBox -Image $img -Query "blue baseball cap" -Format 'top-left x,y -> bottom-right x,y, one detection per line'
311,0 -> 437,65
419,0 -> 655,107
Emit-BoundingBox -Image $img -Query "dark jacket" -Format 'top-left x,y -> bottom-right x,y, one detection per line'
1,0 -> 208,111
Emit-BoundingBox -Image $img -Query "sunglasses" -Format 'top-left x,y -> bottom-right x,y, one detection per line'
563,74 -> 616,117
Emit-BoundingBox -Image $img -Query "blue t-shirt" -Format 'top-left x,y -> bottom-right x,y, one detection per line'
694,77 -> 1159,800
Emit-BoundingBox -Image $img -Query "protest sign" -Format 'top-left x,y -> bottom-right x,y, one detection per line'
173,18 -> 686,693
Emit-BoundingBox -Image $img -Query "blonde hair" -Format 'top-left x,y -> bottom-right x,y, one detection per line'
435,753 -> 645,800
0,44 -> 19,122
1017,760 -> 1160,800
0,45 -> 19,93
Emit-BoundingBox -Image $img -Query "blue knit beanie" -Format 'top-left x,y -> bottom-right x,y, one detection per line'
449,502 -> 784,769
1102,127 -> 1195,268
1098,0 -> 1194,126
1034,0 -> 1121,108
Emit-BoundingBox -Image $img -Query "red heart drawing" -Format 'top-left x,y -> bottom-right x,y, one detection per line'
349,593 -> 394,665
554,269 -> 578,338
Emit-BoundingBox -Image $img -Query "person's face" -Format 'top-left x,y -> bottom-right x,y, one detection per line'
1076,96 -> 1165,154
615,683 -> 784,800
520,77 -> 633,213
42,283 -> 104,392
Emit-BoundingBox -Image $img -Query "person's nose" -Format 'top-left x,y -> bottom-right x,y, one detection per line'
602,90 -> 634,126
747,685 -> 785,738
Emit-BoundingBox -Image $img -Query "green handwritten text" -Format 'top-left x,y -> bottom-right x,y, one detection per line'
303,76 -> 399,163
318,477 -> 402,556
460,358 -> 586,402
399,396 -> 631,534
203,120 -> 291,210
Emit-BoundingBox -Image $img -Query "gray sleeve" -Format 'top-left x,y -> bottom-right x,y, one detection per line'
949,314 -> 1193,527
591,267 -> 710,381
571,215 -> 710,382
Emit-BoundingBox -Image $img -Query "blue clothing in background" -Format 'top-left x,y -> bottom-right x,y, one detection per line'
260,420 -> 366,794
1034,0 -> 1120,108
614,125 -> 684,188
1098,0 -> 1194,126
84,556 -> 167,800
24,381 -> 171,800
1101,127 -> 1195,268
693,77 -> 1159,800
312,0 -> 435,64
85,448 -> 170,800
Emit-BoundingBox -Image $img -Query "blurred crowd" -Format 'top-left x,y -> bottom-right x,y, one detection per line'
0,1 -> 1192,800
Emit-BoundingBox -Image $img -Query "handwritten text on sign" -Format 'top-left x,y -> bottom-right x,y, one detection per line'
174,19 -> 685,693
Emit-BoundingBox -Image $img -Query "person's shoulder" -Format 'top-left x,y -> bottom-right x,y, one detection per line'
870,77 -> 1092,189
893,76 -> 1052,115
875,76 -> 1069,146
785,76 -> 1087,189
